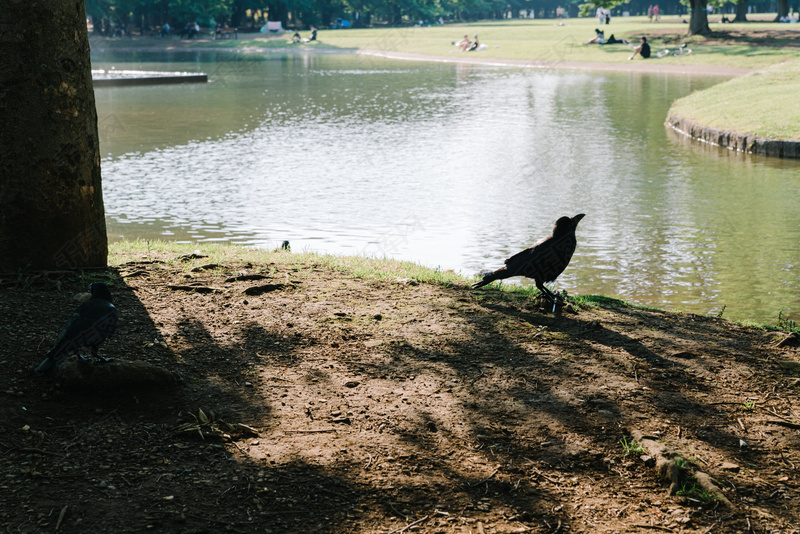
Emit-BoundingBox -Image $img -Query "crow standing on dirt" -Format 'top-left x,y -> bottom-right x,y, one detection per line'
472,214 -> 585,305
35,282 -> 119,373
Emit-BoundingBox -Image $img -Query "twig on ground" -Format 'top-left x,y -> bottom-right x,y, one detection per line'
469,468 -> 499,487
55,505 -> 68,532
283,429 -> 337,433
387,514 -> 430,534
631,525 -> 676,533
701,513 -> 736,534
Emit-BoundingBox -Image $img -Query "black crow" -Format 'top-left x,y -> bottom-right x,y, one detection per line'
473,214 -> 585,305
36,282 -> 119,372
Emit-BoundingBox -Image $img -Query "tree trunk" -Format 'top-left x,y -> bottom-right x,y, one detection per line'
774,0 -> 789,19
734,0 -> 748,22
688,0 -> 711,34
0,0 -> 108,271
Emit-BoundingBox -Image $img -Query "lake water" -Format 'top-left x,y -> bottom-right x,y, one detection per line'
93,50 -> 800,323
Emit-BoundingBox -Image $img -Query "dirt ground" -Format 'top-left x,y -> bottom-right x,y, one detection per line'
2,251 -> 800,533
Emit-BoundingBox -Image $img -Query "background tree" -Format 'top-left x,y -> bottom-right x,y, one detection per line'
733,0 -> 748,21
774,0 -> 789,20
684,0 -> 710,34
0,0 -> 108,271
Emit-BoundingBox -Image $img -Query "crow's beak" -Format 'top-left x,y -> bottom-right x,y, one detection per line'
573,214 -> 586,224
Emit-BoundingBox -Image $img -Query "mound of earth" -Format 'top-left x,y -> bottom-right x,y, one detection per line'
1,252 -> 799,533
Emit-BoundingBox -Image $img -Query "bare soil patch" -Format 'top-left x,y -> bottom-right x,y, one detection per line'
2,253 -> 800,533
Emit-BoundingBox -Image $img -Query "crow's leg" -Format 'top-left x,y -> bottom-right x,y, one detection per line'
535,281 -> 557,303
536,281 -> 563,313
91,345 -> 113,363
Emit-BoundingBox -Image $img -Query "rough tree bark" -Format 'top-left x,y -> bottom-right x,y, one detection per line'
734,0 -> 748,22
688,0 -> 711,34
774,0 -> 789,20
0,0 -> 108,271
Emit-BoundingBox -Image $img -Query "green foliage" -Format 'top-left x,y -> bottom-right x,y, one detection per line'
777,311 -> 799,333
620,436 -> 644,457
675,480 -> 718,504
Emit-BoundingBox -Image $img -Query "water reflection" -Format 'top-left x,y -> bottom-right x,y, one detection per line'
94,51 -> 800,322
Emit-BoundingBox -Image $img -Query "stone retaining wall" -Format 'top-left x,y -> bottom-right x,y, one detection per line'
666,114 -> 800,159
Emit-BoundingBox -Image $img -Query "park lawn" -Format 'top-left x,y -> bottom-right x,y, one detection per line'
215,17 -> 800,70
669,58 -> 800,141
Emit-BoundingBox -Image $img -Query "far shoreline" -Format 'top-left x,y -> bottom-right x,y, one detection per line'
91,38 -> 752,77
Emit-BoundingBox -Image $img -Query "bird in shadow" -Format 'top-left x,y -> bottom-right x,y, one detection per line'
473,214 -> 585,310
36,282 -> 119,372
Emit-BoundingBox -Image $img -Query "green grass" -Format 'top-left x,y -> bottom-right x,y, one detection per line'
109,239 -> 465,286
620,436 -> 644,457
109,241 -> 800,331
187,17 -> 800,71
669,59 -> 800,141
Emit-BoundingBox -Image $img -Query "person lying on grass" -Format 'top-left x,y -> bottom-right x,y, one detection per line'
584,29 -> 629,45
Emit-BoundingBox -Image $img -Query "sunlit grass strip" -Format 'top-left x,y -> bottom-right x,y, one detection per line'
669,59 -> 800,141
186,17 -> 800,70
109,240 -> 798,331
109,239 -> 464,285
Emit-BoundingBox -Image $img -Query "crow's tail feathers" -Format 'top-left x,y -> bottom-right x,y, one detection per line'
472,268 -> 508,289
35,350 -> 67,373
35,357 -> 56,373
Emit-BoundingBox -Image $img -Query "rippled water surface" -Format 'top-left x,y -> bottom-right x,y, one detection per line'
94,50 -> 800,322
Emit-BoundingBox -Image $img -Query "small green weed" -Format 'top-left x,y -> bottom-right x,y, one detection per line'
620,436 -> 644,457
675,481 -> 718,504
777,311 -> 799,333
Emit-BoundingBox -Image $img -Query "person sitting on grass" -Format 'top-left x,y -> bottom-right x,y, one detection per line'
628,36 -> 651,59
292,30 -> 301,43
302,26 -> 318,42
584,28 -> 605,44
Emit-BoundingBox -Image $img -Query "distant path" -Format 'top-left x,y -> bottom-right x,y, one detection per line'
357,49 -> 753,76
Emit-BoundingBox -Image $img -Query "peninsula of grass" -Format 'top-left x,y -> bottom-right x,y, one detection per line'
668,58 -> 800,141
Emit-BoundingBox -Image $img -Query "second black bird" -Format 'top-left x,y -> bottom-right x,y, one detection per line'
35,282 -> 119,373
473,214 -> 585,304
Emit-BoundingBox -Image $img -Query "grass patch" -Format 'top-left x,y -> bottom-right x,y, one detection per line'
175,17 -> 800,70
675,480 -> 719,505
669,58 -> 800,141
732,310 -> 800,334
109,239 -> 465,286
620,436 -> 644,457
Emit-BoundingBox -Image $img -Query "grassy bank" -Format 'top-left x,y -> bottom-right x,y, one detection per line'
668,58 -> 800,141
109,240 -> 797,332
96,16 -> 800,70
307,17 -> 797,70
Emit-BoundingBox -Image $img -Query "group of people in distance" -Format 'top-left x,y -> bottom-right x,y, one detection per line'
647,5 -> 661,22
455,34 -> 481,51
584,29 -> 650,60
292,25 -> 317,43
